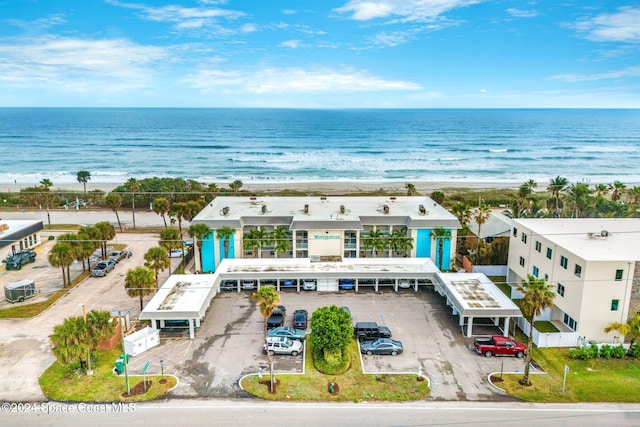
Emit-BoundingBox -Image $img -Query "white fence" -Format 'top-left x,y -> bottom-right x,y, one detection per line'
517,317 -> 579,348
472,265 -> 508,276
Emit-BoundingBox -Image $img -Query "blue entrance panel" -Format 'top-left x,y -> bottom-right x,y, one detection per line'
201,232 -> 215,273
416,229 -> 431,258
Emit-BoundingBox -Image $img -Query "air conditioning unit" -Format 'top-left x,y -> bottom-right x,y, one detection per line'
601,230 -> 609,237
222,206 -> 230,216
261,205 -> 268,214
340,205 -> 346,214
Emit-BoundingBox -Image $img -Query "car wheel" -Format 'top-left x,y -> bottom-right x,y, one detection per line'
291,351 -> 299,356
484,350 -> 493,358
391,351 -> 398,356
366,350 -> 373,356
268,350 -> 275,356
358,336 -> 366,342
516,351 -> 524,358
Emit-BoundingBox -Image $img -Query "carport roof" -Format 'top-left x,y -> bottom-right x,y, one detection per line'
434,272 -> 522,318
139,274 -> 217,320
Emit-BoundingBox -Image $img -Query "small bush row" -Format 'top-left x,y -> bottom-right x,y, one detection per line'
567,343 -> 640,360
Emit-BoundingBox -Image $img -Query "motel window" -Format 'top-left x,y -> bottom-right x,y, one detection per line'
546,248 -> 553,259
611,300 -> 619,311
574,264 -> 582,278
563,313 -> 577,331
557,283 -> 565,297
513,227 -> 518,237
533,266 -> 539,278
519,256 -> 525,267
615,269 -> 623,281
560,256 -> 568,269
535,241 -> 541,252
521,233 -> 527,244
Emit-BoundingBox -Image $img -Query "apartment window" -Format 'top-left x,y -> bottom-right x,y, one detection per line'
611,300 -> 619,311
560,256 -> 568,269
563,313 -> 577,331
535,241 -> 541,252
519,256 -> 525,267
521,233 -> 528,244
533,266 -> 539,277
544,274 -> 549,280
574,264 -> 582,278
615,269 -> 623,281
546,248 -> 552,259
513,227 -> 518,237
557,283 -> 565,297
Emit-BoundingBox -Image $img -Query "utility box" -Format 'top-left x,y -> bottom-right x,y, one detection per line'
124,327 -> 160,357
4,279 -> 37,303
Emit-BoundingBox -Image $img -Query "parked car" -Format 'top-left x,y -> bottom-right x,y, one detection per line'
354,321 -> 392,341
342,306 -> 353,322
474,335 -> 526,358
398,279 -> 412,289
91,260 -> 116,277
339,278 -> 354,290
108,249 -> 132,263
361,338 -> 404,356
293,309 -> 308,329
242,280 -> 256,290
3,250 -> 36,270
267,305 -> 286,328
169,249 -> 184,258
302,280 -> 317,291
220,280 -> 236,291
268,326 -> 306,341
282,279 -> 297,288
262,336 -> 303,356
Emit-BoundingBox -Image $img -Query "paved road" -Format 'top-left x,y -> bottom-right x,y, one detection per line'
2,400 -> 640,427
0,207 -> 167,228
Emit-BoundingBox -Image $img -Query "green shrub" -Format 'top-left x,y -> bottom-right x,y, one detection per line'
567,348 -> 581,359
630,343 -> 640,358
578,344 -> 598,360
312,346 -> 351,375
600,344 -> 612,359
612,344 -> 627,358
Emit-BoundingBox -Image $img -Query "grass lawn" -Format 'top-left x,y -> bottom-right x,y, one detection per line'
241,340 -> 430,401
498,346 -> 640,402
40,346 -> 177,402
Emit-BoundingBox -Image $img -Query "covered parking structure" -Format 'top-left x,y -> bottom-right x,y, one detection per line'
433,272 -> 522,337
139,274 -> 217,339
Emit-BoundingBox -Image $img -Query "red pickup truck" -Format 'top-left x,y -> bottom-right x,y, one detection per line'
474,335 -> 526,358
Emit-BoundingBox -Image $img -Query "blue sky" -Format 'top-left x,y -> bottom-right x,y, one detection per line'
1,0 -> 639,107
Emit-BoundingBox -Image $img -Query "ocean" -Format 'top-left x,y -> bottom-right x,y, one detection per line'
1,108 -> 639,186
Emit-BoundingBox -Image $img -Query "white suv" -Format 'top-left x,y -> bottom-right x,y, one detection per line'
302,280 -> 316,291
262,336 -> 303,356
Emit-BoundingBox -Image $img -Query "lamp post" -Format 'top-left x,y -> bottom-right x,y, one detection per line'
160,359 -> 166,384
120,319 -> 130,395
79,304 -> 93,375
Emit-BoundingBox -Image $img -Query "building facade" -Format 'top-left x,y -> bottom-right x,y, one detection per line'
0,220 -> 44,262
191,196 -> 460,273
507,218 -> 640,344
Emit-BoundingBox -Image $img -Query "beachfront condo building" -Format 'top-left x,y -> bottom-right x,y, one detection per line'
191,196 -> 460,273
506,218 -> 640,344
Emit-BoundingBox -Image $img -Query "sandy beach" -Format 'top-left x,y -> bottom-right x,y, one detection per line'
2,180 -> 519,196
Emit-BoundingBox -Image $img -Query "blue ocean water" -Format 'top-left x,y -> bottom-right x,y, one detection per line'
1,108 -> 639,186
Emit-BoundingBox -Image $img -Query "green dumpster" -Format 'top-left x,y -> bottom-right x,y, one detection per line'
114,358 -> 124,374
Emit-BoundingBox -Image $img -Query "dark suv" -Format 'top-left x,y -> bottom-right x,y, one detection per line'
354,322 -> 392,342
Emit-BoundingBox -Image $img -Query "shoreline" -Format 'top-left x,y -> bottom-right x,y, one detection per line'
1,181 -> 521,195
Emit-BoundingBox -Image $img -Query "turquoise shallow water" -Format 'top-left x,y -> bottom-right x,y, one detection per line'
1,108 -> 639,185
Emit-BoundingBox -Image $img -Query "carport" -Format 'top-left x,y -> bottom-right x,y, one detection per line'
139,274 -> 217,339
433,272 -> 522,338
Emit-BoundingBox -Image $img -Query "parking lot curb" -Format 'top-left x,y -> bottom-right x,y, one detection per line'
487,369 -> 546,393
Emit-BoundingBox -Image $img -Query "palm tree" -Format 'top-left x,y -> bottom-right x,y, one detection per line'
252,285 -> 280,392
188,223 -> 212,272
39,178 -> 55,229
144,247 -> 171,288
50,316 -> 89,369
153,197 -> 171,228
388,227 -> 413,257
405,183 -> 416,196
610,180 -> 627,202
270,226 -> 291,258
159,227 -> 182,253
605,313 -> 640,345
430,227 -> 452,271
451,202 -> 472,229
79,225 -> 101,265
547,176 -> 568,218
628,186 -> 640,206
124,266 -> 157,310
243,228 -> 268,258
565,182 -> 592,218
361,229 -> 386,258
168,202 -> 189,237
84,309 -> 116,373
105,193 -> 123,231
229,180 -> 243,195
95,221 -> 116,259
516,275 -> 555,386
76,171 -> 91,196
216,226 -> 235,259
207,183 -> 219,200
74,232 -> 96,271
127,178 -> 141,229
48,242 -> 75,287
430,190 -> 445,205
473,204 -> 491,262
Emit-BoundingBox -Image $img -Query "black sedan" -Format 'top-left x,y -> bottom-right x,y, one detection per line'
360,338 -> 404,356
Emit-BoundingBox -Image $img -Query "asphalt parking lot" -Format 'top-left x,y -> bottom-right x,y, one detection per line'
128,288 -> 526,401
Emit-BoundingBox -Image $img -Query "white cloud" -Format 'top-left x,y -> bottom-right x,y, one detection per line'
334,0 -> 482,22
573,6 -> 640,43
280,39 -> 301,48
183,66 -> 422,94
0,36 -> 167,91
282,9 -> 297,15
506,8 -> 538,18
549,65 -> 640,82
240,23 -> 258,33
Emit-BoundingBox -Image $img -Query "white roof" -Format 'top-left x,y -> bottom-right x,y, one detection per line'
513,218 -> 640,261
435,272 -> 522,318
139,274 -> 217,320
468,209 -> 512,238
